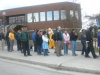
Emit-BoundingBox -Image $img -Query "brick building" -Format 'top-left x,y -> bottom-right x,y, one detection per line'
0,2 -> 82,30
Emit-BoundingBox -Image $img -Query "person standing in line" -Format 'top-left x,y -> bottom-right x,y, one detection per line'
0,29 -> 5,50
80,29 -> 87,55
42,31 -> 49,56
54,26 -> 63,56
15,30 -> 22,51
85,27 -> 98,59
9,28 -> 15,52
36,30 -> 43,55
32,29 -> 38,52
21,26 -> 32,56
70,29 -> 78,56
63,30 -> 70,55
97,29 -> 100,56
6,29 -> 10,51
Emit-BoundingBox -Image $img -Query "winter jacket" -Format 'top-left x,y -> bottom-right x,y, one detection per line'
63,33 -> 70,43
70,32 -> 78,41
9,32 -> 15,40
20,31 -> 29,42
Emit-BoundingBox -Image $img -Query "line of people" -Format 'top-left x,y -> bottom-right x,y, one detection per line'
32,26 -> 99,58
0,26 -> 99,59
6,26 -> 31,56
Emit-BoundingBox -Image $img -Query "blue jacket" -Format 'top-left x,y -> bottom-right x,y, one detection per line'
32,32 -> 36,41
15,33 -> 21,41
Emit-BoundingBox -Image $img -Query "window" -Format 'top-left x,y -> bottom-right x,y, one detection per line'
40,12 -> 45,22
54,11 -> 59,20
12,17 -> 16,24
9,15 -> 25,25
18,16 -> 25,24
27,13 -> 33,23
9,17 -> 12,24
47,11 -> 52,21
70,10 -> 74,18
33,13 -> 39,22
61,10 -> 67,20
75,11 -> 79,20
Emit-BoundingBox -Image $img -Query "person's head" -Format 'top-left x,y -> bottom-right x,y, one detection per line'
17,30 -> 21,33
57,26 -> 61,30
48,28 -> 53,34
39,31 -> 42,35
34,29 -> 38,32
82,29 -> 86,33
21,26 -> 26,31
63,30 -> 68,34
71,29 -> 75,32
9,28 -> 14,33
37,31 -> 42,36
24,26 -> 27,31
42,31 -> 47,35
21,26 -> 24,31
89,27 -> 93,31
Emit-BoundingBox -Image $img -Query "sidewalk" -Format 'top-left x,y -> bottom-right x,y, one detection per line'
0,46 -> 100,74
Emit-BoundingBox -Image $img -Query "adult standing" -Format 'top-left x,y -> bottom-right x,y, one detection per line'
80,29 -> 87,55
21,26 -> 31,56
97,29 -> 100,56
0,29 -> 5,50
70,29 -> 78,56
9,29 -> 15,52
32,29 -> 38,52
16,30 -> 21,51
86,27 -> 98,58
36,30 -> 43,55
63,30 -> 70,55
6,29 -> 10,51
54,26 -> 63,56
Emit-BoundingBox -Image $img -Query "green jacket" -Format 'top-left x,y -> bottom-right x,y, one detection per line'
21,31 -> 29,42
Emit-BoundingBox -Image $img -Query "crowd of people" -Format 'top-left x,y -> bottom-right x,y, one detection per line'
0,26 -> 100,59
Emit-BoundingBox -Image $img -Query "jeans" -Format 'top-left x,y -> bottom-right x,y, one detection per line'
9,40 -> 14,51
71,41 -> 76,54
64,43 -> 68,54
43,49 -> 48,56
37,45 -> 42,54
81,40 -> 86,55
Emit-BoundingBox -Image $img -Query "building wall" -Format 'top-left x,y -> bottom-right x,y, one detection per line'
0,2 -> 82,30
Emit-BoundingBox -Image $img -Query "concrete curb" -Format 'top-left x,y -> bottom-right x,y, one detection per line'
0,55 -> 100,74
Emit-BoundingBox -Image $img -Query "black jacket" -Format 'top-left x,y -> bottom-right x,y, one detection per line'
36,34 -> 43,46
86,29 -> 93,41
70,32 -> 78,41
0,33 -> 4,40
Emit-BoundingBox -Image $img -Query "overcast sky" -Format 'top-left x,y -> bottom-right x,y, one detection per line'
0,0 -> 100,16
